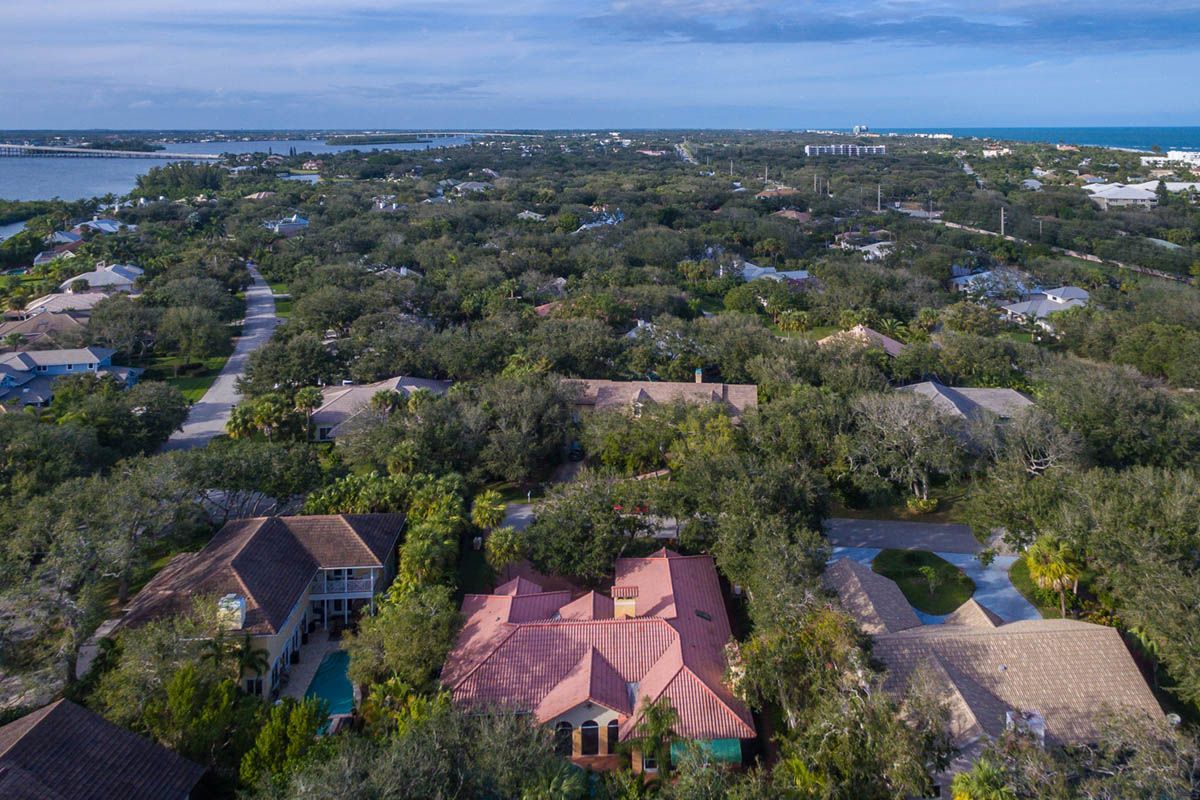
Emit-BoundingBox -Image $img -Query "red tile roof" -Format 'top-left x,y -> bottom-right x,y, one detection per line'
444,548 -> 755,741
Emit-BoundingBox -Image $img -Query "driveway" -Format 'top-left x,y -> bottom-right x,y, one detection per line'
826,518 -> 982,554
163,265 -> 279,451
830,545 -> 1040,623
502,502 -> 537,531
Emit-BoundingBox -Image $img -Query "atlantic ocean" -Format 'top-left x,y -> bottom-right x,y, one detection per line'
881,127 -> 1200,152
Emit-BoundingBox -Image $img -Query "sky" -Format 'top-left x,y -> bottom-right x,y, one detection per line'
2,0 -> 1200,130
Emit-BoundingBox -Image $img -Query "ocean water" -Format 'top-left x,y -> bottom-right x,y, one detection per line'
0,136 -> 473,202
882,127 -> 1200,152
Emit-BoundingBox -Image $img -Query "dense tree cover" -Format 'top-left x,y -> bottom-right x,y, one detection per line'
1,131 -> 1199,796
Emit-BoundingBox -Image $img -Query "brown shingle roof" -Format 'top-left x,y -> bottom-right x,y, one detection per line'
120,514 -> 405,635
564,379 -> 758,417
313,376 -> 452,437
818,325 -> 907,358
823,558 -> 922,635
876,619 -> 1162,746
0,700 -> 205,799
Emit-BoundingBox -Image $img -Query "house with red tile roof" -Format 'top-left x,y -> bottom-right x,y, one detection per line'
442,548 -> 754,771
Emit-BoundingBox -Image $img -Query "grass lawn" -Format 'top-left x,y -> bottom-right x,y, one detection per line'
997,330 -> 1033,344
803,325 -> 841,340
268,281 -> 289,294
273,297 -> 292,318
1009,557 -> 1062,618
696,296 -> 724,314
872,549 -> 976,615
140,353 -> 230,402
482,480 -> 544,504
830,486 -> 970,525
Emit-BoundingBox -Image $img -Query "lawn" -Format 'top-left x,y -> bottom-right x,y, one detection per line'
140,353 -> 230,402
803,325 -> 841,340
273,297 -> 292,318
1009,557 -> 1063,618
268,281 -> 289,295
872,549 -> 976,615
482,480 -> 544,504
830,486 -> 970,525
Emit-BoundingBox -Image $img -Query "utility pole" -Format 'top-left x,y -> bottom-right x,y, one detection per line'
765,164 -> 769,183
813,174 -> 818,192
1000,207 -> 1006,237
1039,218 -> 1043,237
729,159 -> 733,176
877,183 -> 881,212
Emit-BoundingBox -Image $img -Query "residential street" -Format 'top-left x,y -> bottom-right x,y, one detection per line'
825,517 -> 982,554
163,265 -> 279,451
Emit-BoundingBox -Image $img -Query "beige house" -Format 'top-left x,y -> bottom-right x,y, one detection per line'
310,376 -> 452,441
563,378 -> 758,420
824,558 -> 1162,793
818,324 -> 907,358
120,514 -> 405,697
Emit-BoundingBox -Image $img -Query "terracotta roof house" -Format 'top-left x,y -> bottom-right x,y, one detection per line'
824,558 -> 1162,793
818,324 -> 907,358
311,376 -> 453,441
120,514 -> 405,698
563,378 -> 758,420
443,549 -> 755,771
0,699 -> 206,799
898,381 -> 1033,420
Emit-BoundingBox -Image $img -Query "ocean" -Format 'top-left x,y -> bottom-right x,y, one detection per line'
0,136 -> 473,202
881,127 -> 1200,153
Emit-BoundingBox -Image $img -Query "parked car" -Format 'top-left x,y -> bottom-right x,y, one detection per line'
568,441 -> 584,461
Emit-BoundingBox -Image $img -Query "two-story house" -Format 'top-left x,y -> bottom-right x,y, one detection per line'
0,347 -> 142,409
119,514 -> 405,697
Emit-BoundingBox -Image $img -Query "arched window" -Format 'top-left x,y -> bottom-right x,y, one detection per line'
580,720 -> 599,756
607,720 -> 620,754
554,721 -> 573,757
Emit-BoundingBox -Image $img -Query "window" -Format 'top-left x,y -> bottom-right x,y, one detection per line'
318,427 -> 332,440
245,677 -> 263,695
642,751 -> 658,772
66,364 -> 73,371
607,720 -> 620,754
554,722 -> 573,757
580,720 -> 599,756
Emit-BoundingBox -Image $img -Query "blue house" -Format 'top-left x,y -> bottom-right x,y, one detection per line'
0,347 -> 142,408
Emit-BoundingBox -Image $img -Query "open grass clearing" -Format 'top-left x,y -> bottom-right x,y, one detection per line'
872,549 -> 976,615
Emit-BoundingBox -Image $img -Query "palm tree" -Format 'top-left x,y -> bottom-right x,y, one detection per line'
621,696 -> 680,776
226,404 -> 257,440
951,758 -> 1015,800
234,633 -> 271,680
471,489 -> 507,531
294,386 -> 324,437
485,526 -> 526,582
1025,536 -> 1080,618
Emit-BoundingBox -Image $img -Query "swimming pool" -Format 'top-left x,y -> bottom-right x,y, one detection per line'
305,650 -> 354,717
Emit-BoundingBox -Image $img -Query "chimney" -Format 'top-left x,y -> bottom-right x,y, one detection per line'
612,586 -> 638,618
694,368 -> 703,384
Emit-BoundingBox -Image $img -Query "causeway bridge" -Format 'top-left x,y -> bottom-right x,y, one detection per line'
0,143 -> 222,160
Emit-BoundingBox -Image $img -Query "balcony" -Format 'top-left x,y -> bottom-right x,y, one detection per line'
310,574 -> 376,596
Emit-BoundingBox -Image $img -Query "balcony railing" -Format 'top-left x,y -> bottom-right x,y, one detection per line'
310,575 -> 376,595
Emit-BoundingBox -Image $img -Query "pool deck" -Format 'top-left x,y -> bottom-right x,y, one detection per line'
280,628 -> 344,703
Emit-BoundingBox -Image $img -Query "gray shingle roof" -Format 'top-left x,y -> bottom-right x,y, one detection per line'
0,699 -> 205,799
822,558 -> 922,635
898,381 -> 1032,420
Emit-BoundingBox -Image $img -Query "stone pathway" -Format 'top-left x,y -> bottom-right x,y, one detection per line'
830,545 -> 1040,623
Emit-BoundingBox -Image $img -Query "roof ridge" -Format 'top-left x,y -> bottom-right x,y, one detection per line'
447,624 -> 521,689
676,664 -> 757,737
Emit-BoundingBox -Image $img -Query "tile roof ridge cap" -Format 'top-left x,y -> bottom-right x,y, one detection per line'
676,663 -> 756,736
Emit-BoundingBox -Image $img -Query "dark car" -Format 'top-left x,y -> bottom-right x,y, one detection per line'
567,441 -> 584,461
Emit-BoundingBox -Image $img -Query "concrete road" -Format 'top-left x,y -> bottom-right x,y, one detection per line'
831,545 -> 1040,623
825,517 -> 982,554
163,265 -> 279,451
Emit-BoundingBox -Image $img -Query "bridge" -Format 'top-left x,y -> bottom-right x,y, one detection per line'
0,143 -> 222,160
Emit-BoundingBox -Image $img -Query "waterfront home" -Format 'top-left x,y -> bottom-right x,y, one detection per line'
75,218 -> 136,235
0,347 -> 142,408
118,514 -> 405,697
443,549 -> 755,771
310,376 -> 452,442
263,214 -> 309,237
58,261 -> 143,293
824,558 -> 1162,796
0,699 -> 206,799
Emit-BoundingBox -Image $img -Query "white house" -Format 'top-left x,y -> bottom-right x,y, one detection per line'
59,262 -> 143,293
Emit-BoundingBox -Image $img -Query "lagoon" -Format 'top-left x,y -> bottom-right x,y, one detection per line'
0,136 -> 473,202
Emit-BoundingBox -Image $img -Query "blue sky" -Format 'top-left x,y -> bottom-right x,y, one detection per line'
2,0 -> 1199,129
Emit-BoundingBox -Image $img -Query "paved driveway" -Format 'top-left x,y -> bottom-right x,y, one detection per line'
830,545 -> 1040,623
826,518 -> 982,554
163,265 -> 279,451
502,502 -> 537,531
